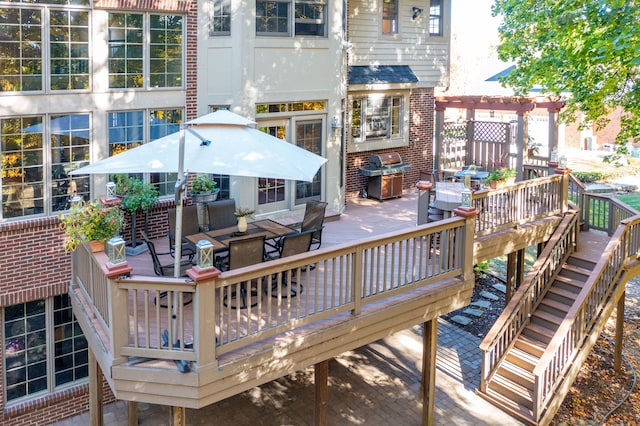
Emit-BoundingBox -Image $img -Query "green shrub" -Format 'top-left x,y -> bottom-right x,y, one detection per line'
572,171 -> 607,183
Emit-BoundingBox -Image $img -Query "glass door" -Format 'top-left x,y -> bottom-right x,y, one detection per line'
293,118 -> 323,205
257,122 -> 290,213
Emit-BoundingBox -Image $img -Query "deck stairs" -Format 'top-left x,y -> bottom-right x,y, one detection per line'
478,248 -> 601,424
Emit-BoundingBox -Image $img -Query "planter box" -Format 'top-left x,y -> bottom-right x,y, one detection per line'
191,189 -> 220,204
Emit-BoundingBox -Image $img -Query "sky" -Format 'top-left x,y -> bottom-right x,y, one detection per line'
445,0 -> 513,96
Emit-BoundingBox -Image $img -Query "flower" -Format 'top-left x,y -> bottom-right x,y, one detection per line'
234,207 -> 255,218
58,199 -> 124,252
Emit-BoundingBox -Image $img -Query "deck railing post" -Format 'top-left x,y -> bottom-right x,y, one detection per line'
187,267 -> 221,367
555,167 -> 571,214
108,277 -> 129,360
452,206 -> 479,284
352,248 -> 362,315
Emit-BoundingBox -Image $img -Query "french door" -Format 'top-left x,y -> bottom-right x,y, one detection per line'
256,116 -> 324,214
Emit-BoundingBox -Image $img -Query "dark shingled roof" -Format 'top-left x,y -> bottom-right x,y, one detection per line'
348,65 -> 418,85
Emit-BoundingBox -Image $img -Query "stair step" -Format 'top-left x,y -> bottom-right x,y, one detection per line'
566,253 -> 597,271
539,297 -> 571,317
514,334 -> 547,357
532,309 -> 563,328
488,373 -> 534,408
498,360 -> 535,390
553,274 -> 585,292
506,347 -> 540,371
559,263 -> 592,282
547,285 -> 578,304
481,387 -> 535,424
523,322 -> 554,343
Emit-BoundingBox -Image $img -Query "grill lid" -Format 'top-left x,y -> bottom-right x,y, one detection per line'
369,153 -> 403,168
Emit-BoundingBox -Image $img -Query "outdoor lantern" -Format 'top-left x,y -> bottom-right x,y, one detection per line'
559,155 -> 568,169
550,148 -> 558,164
461,187 -> 473,208
196,240 -> 214,269
106,181 -> 116,198
106,236 -> 126,265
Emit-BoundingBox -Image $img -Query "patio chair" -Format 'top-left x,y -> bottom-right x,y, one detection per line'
267,229 -> 314,298
206,198 -> 237,230
140,231 -> 193,308
221,235 -> 266,309
292,200 -> 327,250
167,205 -> 199,261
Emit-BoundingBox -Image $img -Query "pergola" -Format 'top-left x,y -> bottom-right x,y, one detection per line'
434,95 -> 566,180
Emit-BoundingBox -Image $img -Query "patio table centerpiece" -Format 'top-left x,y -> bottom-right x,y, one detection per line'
58,199 -> 124,252
233,207 -> 255,234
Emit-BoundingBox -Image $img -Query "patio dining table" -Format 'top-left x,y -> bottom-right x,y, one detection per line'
185,219 -> 296,253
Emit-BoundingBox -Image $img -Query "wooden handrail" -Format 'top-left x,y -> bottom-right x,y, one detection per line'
532,215 -> 640,418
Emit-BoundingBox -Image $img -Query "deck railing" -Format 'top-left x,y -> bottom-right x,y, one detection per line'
71,215 -> 473,366
472,174 -> 566,236
532,214 -> 640,419
479,210 -> 581,393
569,174 -> 640,235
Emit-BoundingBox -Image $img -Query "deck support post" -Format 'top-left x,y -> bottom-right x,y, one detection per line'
88,349 -> 103,426
314,360 -> 329,426
516,248 -> 525,290
128,401 -> 138,426
614,291 -> 625,372
506,252 -> 516,303
171,406 -> 186,425
421,320 -> 437,426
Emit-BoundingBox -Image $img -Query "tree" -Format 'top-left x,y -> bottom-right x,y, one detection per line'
492,0 -> 640,154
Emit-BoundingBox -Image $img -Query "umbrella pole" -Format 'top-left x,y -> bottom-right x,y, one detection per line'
172,126 -> 187,344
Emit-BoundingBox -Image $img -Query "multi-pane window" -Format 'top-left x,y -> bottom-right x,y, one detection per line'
107,109 -> 181,197
108,13 -> 183,89
1,114 -> 90,219
49,10 -> 90,90
0,8 -> 43,92
351,95 -> 403,142
149,15 -> 183,88
258,125 -> 287,205
382,0 -> 398,34
108,13 -> 144,88
0,5 -> 90,93
4,295 -> 88,404
256,0 -> 326,37
429,0 -> 443,36
209,0 -> 231,36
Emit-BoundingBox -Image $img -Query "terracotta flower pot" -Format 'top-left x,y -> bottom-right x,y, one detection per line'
88,240 -> 105,252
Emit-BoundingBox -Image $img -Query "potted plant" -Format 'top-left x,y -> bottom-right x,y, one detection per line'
116,176 -> 159,255
190,174 -> 219,203
485,167 -> 517,189
58,199 -> 124,252
233,206 -> 255,233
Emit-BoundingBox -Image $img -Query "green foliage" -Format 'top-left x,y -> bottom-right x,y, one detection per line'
58,200 -> 124,252
572,171 -> 608,183
492,0 -> 640,152
486,167 -> 517,182
190,174 -> 217,194
616,192 -> 640,210
116,176 -> 159,213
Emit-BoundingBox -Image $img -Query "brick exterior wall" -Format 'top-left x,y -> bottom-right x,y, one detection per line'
0,2 -> 198,423
345,87 -> 434,199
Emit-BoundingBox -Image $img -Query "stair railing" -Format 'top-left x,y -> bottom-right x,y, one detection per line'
479,210 -> 580,392
532,214 -> 640,421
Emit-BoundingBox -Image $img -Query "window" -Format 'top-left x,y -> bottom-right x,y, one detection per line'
351,95 -> 402,142
1,114 -> 90,219
108,13 -> 144,88
382,0 -> 398,34
4,295 -> 88,404
294,119 -> 322,203
108,12 -> 183,89
209,0 -> 231,36
0,8 -> 43,92
256,0 -> 326,37
0,5 -> 90,93
149,15 -> 183,87
50,10 -> 90,91
429,0 -> 443,36
107,109 -> 182,197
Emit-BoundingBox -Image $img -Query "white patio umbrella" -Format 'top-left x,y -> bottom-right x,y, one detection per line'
71,110 -> 327,350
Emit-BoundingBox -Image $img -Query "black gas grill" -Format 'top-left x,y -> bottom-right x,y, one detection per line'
359,153 -> 411,200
